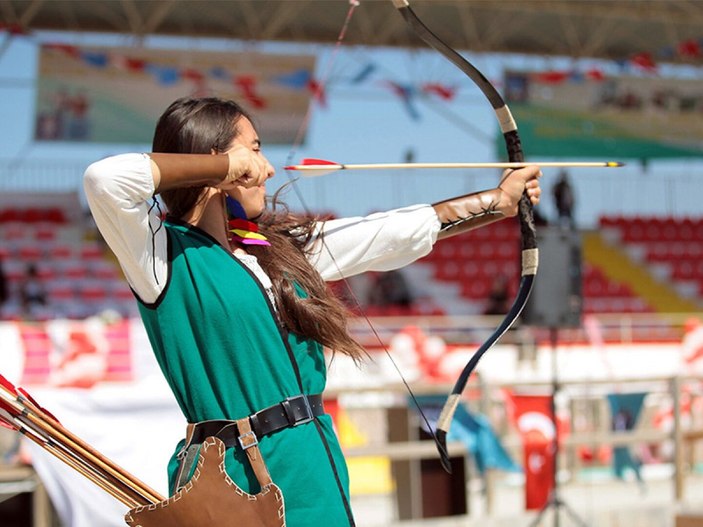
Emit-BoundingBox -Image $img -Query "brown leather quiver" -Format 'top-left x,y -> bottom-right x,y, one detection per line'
125,418 -> 285,527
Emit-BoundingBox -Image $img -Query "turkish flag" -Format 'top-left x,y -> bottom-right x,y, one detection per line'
523,431 -> 555,510
509,394 -> 556,510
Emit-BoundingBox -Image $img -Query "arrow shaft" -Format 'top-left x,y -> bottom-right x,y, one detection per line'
347,161 -> 615,169
287,161 -> 622,172
0,403 -> 140,508
0,384 -> 163,506
31,408 -> 160,505
19,423 -> 141,508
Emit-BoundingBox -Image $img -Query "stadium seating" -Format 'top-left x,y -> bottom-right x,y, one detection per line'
0,206 -> 132,320
3,205 -> 697,320
599,215 -> 703,300
419,217 -> 655,315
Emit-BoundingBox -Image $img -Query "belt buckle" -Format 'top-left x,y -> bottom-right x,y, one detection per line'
238,430 -> 259,450
287,395 -> 314,427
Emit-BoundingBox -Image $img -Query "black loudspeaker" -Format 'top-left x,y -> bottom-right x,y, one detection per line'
521,226 -> 583,328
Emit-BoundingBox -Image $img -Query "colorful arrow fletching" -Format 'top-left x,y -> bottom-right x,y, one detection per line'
0,373 -> 18,396
300,158 -> 338,165
18,386 -> 60,423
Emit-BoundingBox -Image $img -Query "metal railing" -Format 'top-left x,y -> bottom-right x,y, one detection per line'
347,312 -> 698,347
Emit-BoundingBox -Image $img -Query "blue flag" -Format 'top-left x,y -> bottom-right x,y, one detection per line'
414,395 -> 519,475
607,392 -> 647,483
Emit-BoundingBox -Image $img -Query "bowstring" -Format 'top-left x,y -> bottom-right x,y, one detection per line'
282,0 -> 446,455
285,0 -> 359,167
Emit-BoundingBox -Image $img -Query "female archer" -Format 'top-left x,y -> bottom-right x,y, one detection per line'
83,96 -> 541,526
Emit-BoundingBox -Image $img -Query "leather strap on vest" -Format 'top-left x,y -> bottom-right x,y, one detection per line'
235,417 -> 273,488
174,394 -> 324,491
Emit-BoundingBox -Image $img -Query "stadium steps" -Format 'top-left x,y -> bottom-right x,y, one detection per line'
583,231 -> 699,313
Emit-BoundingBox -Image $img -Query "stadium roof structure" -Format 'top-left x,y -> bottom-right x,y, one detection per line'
2,0 -> 703,64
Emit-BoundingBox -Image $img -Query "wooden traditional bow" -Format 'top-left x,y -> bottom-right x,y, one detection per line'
283,0 -> 448,458
391,0 -> 539,473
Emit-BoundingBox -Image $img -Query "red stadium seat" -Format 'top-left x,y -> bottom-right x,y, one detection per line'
460,261 -> 480,278
45,208 -> 67,224
496,241 -> 519,260
461,279 -> 491,299
18,243 -> 43,260
21,208 -> 45,223
435,260 -> 461,281
111,282 -> 134,301
79,283 -> 108,303
60,261 -> 89,279
458,243 -> 480,260
47,282 -> 76,301
47,243 -> 74,259
3,223 -> 27,240
35,263 -> 56,281
0,208 -> 20,223
80,243 -> 104,260
34,223 -> 58,241
3,261 -> 24,282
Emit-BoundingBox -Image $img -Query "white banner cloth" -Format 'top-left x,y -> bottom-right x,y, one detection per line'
26,377 -> 184,527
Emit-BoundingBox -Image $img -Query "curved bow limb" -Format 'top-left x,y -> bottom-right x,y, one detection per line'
391,0 -> 538,473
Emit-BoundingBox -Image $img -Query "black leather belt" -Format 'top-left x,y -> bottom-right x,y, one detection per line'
175,394 -> 325,491
188,393 -> 325,448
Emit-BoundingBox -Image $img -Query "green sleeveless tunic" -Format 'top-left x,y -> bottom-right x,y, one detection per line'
137,220 -> 355,526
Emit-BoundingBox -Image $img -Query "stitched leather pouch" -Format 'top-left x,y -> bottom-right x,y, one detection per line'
124,418 -> 285,527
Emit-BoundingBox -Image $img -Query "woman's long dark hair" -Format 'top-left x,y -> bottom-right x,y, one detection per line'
153,97 -> 365,360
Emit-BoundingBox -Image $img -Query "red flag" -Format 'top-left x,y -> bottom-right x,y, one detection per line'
234,75 -> 267,109
125,57 -> 146,72
678,39 -> 701,58
631,52 -> 657,72
307,79 -> 326,108
44,43 -> 80,58
534,71 -> 569,84
509,394 -> 556,510
585,68 -> 605,82
0,23 -> 26,35
181,68 -> 204,83
421,83 -> 456,100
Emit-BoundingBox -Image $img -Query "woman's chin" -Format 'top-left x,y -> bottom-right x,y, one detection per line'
248,206 -> 266,220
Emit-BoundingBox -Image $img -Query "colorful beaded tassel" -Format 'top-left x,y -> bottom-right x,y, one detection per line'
226,196 -> 270,246
228,218 -> 270,246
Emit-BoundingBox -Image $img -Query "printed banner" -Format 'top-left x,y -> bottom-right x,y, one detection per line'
499,71 -> 703,160
2,319 -> 139,387
682,317 -> 703,373
35,45 -> 316,144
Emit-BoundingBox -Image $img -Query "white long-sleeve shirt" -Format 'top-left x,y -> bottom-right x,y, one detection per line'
83,153 -> 441,304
